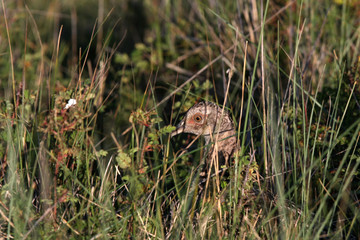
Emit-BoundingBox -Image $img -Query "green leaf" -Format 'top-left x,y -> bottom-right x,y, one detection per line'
159,125 -> 176,135
116,150 -> 132,169
115,53 -> 130,64
97,149 -> 108,157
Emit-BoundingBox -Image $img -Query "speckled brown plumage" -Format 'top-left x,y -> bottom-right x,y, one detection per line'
171,101 -> 237,165
170,101 -> 303,231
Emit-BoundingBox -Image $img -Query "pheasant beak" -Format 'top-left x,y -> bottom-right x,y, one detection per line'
171,119 -> 185,138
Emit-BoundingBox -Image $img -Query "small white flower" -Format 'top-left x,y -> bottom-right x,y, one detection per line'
64,99 -> 77,109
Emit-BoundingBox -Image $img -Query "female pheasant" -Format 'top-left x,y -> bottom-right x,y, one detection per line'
170,101 -> 303,229
171,101 -> 237,164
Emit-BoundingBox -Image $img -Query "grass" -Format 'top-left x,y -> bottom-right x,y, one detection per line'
1,0 -> 360,239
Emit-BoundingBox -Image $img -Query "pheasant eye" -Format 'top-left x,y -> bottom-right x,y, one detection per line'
193,114 -> 203,123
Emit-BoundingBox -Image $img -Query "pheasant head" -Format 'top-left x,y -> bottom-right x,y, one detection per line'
171,101 -> 237,160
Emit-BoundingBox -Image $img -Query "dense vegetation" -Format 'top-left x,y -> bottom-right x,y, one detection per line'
1,0 -> 360,239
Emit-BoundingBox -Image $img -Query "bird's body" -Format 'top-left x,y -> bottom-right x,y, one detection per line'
171,101 -> 237,164
170,101 -> 303,231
